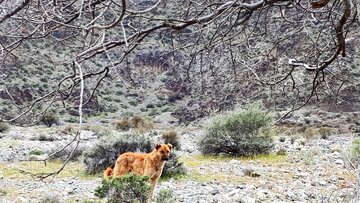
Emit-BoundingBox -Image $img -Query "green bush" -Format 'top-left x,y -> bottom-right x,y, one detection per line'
199,102 -> 274,156
162,130 -> 180,149
156,189 -> 178,203
0,122 -> 9,133
29,149 -> 44,156
84,133 -> 152,174
318,127 -> 331,139
41,111 -> 59,127
350,137 -> 360,166
162,152 -> 186,178
95,174 -> 150,203
39,195 -> 60,203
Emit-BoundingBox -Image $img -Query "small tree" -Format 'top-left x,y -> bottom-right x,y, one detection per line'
199,102 -> 274,156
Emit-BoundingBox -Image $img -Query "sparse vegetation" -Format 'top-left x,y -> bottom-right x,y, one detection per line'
39,195 -> 61,203
0,189 -> 8,196
276,147 -> 287,156
29,149 -> 44,156
40,111 -> 59,127
304,128 -> 315,139
0,122 -> 9,133
112,115 -> 154,132
162,130 -> 181,149
199,102 -> 274,156
319,127 -> 332,139
95,174 -> 150,203
37,134 -> 55,142
162,152 -> 186,179
156,189 -> 178,203
350,137 -> 360,167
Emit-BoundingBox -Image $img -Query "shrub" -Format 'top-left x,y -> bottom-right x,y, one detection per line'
39,195 -> 61,203
29,149 -> 43,156
61,125 -> 76,134
41,111 -> 59,127
162,152 -> 186,178
319,127 -> 331,139
112,118 -> 130,131
276,147 -> 287,156
290,137 -> 296,144
95,174 -> 150,203
0,122 -> 9,133
156,189 -> 178,203
162,130 -> 180,149
113,115 -> 154,132
65,117 -> 78,123
350,137 -> 360,167
304,128 -> 315,139
199,102 -> 273,156
84,133 -> 152,174
38,134 -> 55,141
279,137 -> 286,142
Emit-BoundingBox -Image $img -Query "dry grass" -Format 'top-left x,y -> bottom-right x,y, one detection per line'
0,161 -> 93,180
112,115 -> 154,132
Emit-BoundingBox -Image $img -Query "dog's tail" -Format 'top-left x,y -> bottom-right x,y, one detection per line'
103,167 -> 113,179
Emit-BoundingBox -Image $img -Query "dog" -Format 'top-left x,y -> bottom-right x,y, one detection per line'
104,143 -> 173,202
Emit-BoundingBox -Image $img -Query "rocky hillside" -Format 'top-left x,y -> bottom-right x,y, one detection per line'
0,1 -> 359,126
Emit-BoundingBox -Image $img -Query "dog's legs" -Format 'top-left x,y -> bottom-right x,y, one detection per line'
147,175 -> 159,203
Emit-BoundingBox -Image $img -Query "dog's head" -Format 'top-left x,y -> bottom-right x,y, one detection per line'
155,143 -> 173,161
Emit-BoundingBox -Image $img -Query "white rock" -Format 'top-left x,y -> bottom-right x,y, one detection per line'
334,159 -> 343,165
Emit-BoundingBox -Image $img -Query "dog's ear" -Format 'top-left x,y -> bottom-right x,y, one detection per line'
155,144 -> 161,150
167,143 -> 173,150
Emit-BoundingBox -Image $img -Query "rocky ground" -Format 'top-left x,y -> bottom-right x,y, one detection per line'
0,122 -> 357,203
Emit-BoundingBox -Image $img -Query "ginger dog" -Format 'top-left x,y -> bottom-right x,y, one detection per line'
104,143 -> 173,202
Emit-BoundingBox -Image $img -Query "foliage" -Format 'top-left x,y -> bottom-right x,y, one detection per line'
37,134 -> 55,142
29,149 -> 44,156
112,118 -> 130,131
83,133 -> 152,174
162,130 -> 181,149
39,195 -> 61,203
304,128 -> 315,139
318,127 -> 332,139
162,152 -> 186,179
156,189 -> 178,203
113,115 -> 154,132
40,111 -> 59,127
95,174 -> 150,203
350,137 -> 360,167
0,122 -> 9,133
199,102 -> 274,156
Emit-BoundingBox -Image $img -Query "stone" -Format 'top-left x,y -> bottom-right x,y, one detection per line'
209,189 -> 220,195
334,159 -> 343,165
